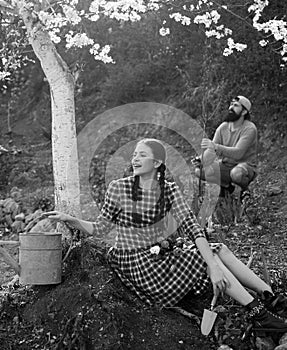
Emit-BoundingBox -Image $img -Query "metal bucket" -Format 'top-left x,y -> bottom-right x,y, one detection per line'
19,232 -> 62,285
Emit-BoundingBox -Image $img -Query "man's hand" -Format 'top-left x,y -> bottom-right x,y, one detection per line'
201,138 -> 216,151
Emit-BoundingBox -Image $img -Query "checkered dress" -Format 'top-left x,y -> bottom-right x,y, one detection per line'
92,176 -> 222,307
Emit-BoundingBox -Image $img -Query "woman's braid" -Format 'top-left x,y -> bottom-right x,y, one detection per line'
155,163 -> 166,226
132,175 -> 141,224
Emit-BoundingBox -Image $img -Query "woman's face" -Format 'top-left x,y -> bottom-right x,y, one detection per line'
131,143 -> 159,177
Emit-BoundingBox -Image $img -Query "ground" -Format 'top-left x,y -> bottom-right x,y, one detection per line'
0,110 -> 287,350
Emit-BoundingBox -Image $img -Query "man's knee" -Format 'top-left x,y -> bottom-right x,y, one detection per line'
230,167 -> 244,183
230,165 -> 250,187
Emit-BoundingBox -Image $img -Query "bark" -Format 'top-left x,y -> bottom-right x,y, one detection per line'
17,3 -> 81,218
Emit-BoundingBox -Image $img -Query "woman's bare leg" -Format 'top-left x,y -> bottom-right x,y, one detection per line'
209,255 -> 253,305
217,245 -> 272,294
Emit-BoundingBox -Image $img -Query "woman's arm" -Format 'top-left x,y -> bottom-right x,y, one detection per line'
45,211 -> 95,237
195,237 -> 230,294
168,183 -> 229,294
46,180 -> 122,239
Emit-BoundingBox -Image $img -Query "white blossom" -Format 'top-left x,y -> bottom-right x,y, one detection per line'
281,44 -> 287,57
259,39 -> 268,47
194,10 -> 221,29
210,10 -> 220,24
90,44 -> 114,64
223,37 -> 247,56
69,0 -> 79,5
39,11 -> 67,29
89,0 -> 102,13
223,47 -> 233,56
147,0 -> 160,11
65,32 -> 94,49
98,0 -> 146,22
205,29 -> 223,39
248,0 -> 269,15
150,245 -> 160,255
0,71 -> 11,80
159,27 -> 170,36
49,30 -> 61,44
129,11 -> 141,21
182,16 -> 191,26
248,0 -> 287,58
224,27 -> 233,36
170,12 -> 191,26
89,14 -> 100,22
62,5 -> 82,25
170,13 -> 182,22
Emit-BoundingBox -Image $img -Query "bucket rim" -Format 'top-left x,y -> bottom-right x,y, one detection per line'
19,232 -> 62,236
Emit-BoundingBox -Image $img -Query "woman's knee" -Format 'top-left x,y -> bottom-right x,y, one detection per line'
218,244 -> 232,256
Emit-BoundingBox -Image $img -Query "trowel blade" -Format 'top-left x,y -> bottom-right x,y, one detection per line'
200,308 -> 218,335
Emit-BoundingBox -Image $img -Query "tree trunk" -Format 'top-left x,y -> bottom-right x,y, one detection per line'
18,5 -> 81,219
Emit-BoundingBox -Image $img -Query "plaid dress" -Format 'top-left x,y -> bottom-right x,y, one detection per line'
92,176 -> 222,307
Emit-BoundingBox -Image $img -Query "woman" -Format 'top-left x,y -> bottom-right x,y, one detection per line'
46,138 -> 287,331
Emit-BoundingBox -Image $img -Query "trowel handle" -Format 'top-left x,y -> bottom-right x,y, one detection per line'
210,294 -> 218,310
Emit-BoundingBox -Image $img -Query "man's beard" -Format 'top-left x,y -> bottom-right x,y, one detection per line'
225,110 -> 241,122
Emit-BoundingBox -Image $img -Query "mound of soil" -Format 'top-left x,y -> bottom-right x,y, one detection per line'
0,244 -> 217,350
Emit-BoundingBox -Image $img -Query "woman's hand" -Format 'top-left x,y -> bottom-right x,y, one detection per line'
208,264 -> 230,296
44,211 -> 74,223
44,212 -> 93,237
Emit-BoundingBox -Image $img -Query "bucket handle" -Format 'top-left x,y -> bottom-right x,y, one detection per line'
24,213 -> 74,236
24,213 -> 76,263
23,214 -> 55,234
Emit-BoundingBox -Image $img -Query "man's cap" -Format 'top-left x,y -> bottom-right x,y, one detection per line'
234,95 -> 252,112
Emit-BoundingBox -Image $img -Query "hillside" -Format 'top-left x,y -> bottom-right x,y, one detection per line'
0,100 -> 286,350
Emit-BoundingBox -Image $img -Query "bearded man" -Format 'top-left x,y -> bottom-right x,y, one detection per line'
195,95 -> 258,196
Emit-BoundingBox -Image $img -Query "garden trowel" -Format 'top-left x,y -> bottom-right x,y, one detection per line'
200,294 -> 218,336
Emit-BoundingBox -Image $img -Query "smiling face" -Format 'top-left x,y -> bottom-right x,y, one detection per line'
132,143 -> 161,178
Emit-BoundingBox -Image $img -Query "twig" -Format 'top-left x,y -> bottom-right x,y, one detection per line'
166,306 -> 201,325
246,250 -> 256,268
261,248 -> 271,286
212,0 -> 254,30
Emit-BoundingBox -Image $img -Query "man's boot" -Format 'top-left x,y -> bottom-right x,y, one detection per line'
246,298 -> 287,331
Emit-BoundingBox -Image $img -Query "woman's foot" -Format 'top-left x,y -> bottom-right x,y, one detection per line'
260,291 -> 287,318
246,299 -> 287,331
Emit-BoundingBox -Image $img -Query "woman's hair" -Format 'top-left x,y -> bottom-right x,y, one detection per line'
131,139 -> 167,227
138,138 -> 166,164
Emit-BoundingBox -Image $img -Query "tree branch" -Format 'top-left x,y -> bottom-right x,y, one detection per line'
212,0 -> 255,30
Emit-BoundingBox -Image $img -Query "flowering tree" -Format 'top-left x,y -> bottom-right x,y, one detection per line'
0,0 -> 286,217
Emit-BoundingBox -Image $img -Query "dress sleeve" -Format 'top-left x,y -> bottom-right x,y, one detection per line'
92,180 -> 122,238
168,183 -> 206,242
